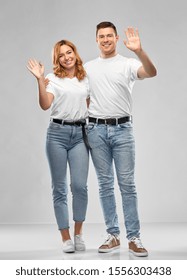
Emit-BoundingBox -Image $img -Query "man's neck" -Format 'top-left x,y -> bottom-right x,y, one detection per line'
100,51 -> 118,59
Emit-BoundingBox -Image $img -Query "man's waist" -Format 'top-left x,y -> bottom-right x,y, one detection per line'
88,116 -> 131,125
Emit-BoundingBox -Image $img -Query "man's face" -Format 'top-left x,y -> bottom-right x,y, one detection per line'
96,27 -> 119,58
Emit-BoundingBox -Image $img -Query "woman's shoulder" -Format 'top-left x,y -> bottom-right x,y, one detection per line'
79,76 -> 89,85
45,73 -> 56,80
80,76 -> 90,92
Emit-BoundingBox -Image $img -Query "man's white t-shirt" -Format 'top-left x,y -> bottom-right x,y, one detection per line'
84,54 -> 142,118
46,73 -> 90,121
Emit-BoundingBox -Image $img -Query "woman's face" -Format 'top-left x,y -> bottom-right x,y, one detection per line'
58,44 -> 76,71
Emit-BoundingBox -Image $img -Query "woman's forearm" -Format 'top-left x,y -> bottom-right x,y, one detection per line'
37,76 -> 52,110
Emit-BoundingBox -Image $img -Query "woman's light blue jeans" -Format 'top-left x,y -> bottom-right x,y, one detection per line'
46,121 -> 89,230
87,121 -> 140,240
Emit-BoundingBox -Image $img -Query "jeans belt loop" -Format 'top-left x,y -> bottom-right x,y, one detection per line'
116,118 -> 118,125
105,119 -> 107,125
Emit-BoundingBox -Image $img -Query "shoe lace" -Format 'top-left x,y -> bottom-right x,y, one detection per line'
103,234 -> 117,245
131,237 -> 144,249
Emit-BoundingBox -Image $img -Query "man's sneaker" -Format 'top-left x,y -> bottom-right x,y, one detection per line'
62,239 -> 75,253
129,237 -> 148,257
98,234 -> 120,253
74,234 -> 86,251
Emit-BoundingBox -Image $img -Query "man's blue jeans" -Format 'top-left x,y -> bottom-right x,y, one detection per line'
46,121 -> 89,230
87,121 -> 140,240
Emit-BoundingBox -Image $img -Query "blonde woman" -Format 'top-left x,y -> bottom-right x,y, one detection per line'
27,40 -> 89,253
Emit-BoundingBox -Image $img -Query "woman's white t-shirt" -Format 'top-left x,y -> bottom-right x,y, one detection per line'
46,73 -> 90,121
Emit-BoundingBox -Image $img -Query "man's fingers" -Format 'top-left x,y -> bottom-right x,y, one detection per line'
125,27 -> 139,38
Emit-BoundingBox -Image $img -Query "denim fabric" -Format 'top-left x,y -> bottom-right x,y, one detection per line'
46,121 -> 89,230
86,121 -> 140,240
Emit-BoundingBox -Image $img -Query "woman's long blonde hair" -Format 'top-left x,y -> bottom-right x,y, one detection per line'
52,40 -> 86,81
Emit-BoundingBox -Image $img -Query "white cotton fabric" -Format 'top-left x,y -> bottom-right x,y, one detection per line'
46,73 -> 90,121
84,54 -> 142,118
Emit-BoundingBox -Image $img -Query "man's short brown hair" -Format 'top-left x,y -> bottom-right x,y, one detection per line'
96,21 -> 118,36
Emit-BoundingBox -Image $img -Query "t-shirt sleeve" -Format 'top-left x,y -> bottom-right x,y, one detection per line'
45,73 -> 55,96
129,58 -> 142,80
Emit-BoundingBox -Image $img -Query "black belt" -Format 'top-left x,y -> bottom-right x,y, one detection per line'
88,116 -> 131,125
52,118 -> 90,148
53,119 -> 85,126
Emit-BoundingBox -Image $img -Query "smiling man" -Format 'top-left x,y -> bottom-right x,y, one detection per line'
84,21 -> 157,257
96,24 -> 118,58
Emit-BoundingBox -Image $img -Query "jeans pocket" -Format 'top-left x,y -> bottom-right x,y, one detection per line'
48,121 -> 62,130
87,125 -> 103,149
86,122 -> 95,131
119,121 -> 132,129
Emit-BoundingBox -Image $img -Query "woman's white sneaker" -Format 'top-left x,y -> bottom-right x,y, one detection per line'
63,239 -> 75,253
74,234 -> 86,251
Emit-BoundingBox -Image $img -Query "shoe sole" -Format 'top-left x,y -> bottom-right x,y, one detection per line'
129,249 -> 148,257
63,249 -> 75,253
63,247 -> 75,253
75,247 -> 86,251
98,245 -> 120,253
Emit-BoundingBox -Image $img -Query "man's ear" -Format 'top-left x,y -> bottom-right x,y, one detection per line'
116,35 -> 119,42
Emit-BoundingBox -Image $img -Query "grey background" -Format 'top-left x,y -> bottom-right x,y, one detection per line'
0,0 -> 186,225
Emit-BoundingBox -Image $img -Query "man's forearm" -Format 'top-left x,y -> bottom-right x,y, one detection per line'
135,49 -> 157,77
